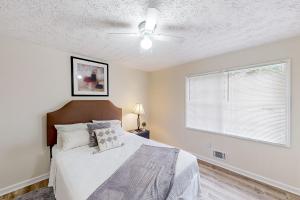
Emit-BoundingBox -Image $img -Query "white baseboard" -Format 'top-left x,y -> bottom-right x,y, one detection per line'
196,154 -> 300,196
0,173 -> 49,196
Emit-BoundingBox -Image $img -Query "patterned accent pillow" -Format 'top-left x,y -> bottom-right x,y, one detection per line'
87,123 -> 110,147
94,128 -> 122,152
92,120 -> 124,136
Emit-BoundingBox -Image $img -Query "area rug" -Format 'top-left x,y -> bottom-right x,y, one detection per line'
15,187 -> 55,200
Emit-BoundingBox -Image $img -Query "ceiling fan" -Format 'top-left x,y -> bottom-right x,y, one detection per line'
107,8 -> 184,50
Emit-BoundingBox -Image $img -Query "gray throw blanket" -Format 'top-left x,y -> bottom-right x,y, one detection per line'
88,144 -> 179,200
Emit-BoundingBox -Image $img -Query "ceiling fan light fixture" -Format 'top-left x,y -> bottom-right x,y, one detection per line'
140,36 -> 152,50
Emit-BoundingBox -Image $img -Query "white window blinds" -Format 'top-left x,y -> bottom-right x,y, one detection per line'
186,61 -> 290,146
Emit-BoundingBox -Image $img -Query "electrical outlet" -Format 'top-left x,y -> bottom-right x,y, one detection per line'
207,143 -> 212,149
203,143 -> 212,150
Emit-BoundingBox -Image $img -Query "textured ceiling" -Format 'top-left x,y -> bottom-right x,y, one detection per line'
0,0 -> 300,71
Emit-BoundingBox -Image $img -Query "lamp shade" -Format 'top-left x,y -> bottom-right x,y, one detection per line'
133,103 -> 145,115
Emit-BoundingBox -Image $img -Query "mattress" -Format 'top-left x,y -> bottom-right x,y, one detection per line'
49,132 -> 201,200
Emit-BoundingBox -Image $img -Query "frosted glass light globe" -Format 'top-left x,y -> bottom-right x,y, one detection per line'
140,36 -> 152,50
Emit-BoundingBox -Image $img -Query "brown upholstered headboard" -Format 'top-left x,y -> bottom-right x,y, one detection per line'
47,100 -> 122,147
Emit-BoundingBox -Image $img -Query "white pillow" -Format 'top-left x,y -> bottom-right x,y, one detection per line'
55,123 -> 88,149
61,129 -> 89,151
92,120 -> 124,136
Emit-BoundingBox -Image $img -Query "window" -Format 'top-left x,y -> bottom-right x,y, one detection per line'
186,61 -> 291,146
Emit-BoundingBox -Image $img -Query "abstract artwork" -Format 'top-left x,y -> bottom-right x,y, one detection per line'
71,56 -> 109,96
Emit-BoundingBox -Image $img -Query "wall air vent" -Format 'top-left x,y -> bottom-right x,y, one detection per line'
213,151 -> 226,160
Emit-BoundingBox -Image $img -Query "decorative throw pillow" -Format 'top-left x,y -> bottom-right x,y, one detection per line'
92,120 -> 124,136
87,123 -> 110,147
94,128 -> 122,152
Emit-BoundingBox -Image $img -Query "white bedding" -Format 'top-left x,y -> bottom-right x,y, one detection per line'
49,132 -> 201,200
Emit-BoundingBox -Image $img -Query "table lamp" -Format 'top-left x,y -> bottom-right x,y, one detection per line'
133,103 -> 144,131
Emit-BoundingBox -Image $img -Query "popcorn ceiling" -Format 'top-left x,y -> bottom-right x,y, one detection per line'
0,0 -> 299,71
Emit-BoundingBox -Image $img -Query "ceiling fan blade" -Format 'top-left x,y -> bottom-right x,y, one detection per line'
106,33 -> 140,38
144,8 -> 159,31
152,34 -> 184,43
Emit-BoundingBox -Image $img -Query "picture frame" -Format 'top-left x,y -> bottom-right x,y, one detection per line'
71,56 -> 109,96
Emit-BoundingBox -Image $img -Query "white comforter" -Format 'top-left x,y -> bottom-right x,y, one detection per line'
49,132 -> 201,200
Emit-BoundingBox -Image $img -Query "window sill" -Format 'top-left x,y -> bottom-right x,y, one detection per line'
185,126 -> 291,148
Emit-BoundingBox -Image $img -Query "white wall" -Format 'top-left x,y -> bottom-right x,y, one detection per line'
0,37 -> 149,189
149,36 -> 300,193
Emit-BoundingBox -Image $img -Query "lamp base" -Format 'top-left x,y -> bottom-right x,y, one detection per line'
137,114 -> 141,130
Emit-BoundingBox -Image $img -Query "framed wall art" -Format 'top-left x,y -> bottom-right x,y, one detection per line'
71,56 -> 109,96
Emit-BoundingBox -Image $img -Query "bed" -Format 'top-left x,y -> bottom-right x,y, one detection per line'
47,100 -> 201,200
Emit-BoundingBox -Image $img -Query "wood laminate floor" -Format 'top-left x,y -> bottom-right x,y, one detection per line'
0,179 -> 48,200
198,160 -> 300,200
1,161 -> 299,200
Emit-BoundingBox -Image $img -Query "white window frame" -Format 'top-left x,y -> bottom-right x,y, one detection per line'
185,59 -> 292,147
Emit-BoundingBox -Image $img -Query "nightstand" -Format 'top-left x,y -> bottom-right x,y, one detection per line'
129,129 -> 150,139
